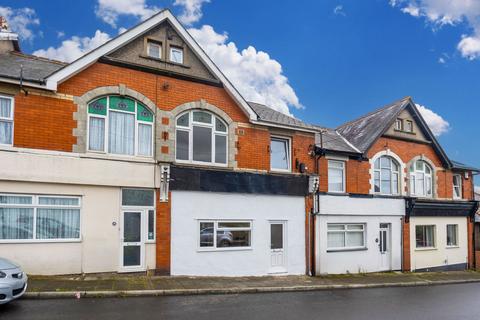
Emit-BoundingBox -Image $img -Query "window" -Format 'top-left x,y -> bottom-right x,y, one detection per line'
87,96 -> 154,157
453,174 -> 463,199
0,95 -> 13,146
327,223 -> 365,250
374,156 -> 400,195
170,47 -> 184,64
147,41 -> 161,59
199,220 -> 251,249
175,110 -> 228,165
416,225 -> 435,248
395,119 -> 403,131
405,120 -> 413,132
409,160 -> 433,198
121,189 -> 155,242
328,160 -> 345,193
446,224 -> 458,247
0,194 -> 81,242
270,137 -> 291,171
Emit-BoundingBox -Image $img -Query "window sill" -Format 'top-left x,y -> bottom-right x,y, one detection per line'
197,247 -> 253,253
175,160 -> 228,168
327,247 -> 367,253
139,54 -> 191,69
446,245 -> 460,249
270,168 -> 292,174
0,239 -> 82,244
415,247 -> 437,252
84,152 -> 156,163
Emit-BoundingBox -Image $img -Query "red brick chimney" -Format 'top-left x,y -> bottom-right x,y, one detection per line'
0,16 -> 21,53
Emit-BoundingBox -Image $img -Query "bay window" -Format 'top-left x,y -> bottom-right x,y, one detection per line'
0,194 -> 81,242
175,110 -> 228,165
327,223 -> 365,250
374,156 -> 400,195
0,95 -> 13,146
410,160 -> 433,198
87,96 -> 154,157
199,220 -> 251,249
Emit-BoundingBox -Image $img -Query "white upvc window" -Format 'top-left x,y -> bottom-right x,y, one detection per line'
0,194 -> 81,243
395,118 -> 403,131
328,160 -> 345,193
170,47 -> 184,64
270,136 -> 291,172
327,223 -> 365,251
121,188 -> 156,242
87,96 -> 154,157
405,120 -> 413,132
453,174 -> 463,200
198,220 -> 252,251
410,160 -> 433,198
374,156 -> 400,195
0,95 -> 14,146
415,225 -> 436,249
175,110 -> 228,166
446,224 -> 458,247
147,41 -> 162,59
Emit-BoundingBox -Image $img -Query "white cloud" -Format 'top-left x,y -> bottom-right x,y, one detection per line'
189,25 -> 302,115
390,0 -> 480,60
416,103 -> 450,136
95,0 -> 160,28
333,5 -> 346,16
33,30 -> 111,62
57,31 -> 65,38
0,6 -> 40,41
174,0 -> 210,25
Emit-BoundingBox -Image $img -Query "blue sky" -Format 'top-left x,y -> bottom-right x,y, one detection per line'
2,0 -> 479,181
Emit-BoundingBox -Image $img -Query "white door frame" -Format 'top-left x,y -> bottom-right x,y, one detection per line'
119,209 -> 147,272
268,220 -> 288,274
379,223 -> 392,271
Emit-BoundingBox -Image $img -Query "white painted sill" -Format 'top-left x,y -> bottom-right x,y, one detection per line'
446,245 -> 460,249
415,247 -> 437,252
197,247 -> 253,253
327,247 -> 367,253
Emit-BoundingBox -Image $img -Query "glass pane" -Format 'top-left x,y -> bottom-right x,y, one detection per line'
0,208 -> 34,240
215,118 -> 227,132
392,173 -> 399,194
271,139 -> 289,170
123,212 -> 141,242
374,171 -> 380,193
0,120 -> 12,145
381,169 -> 391,194
416,161 -> 424,171
374,159 -> 380,169
148,42 -> 161,59
270,224 -> 283,249
88,117 -> 105,151
148,210 -> 155,241
176,130 -> 189,160
347,224 -> 363,230
215,135 -> 227,164
0,195 -> 32,204
192,126 -> 212,162
123,246 -> 141,266
137,104 -> 153,122
327,232 -> 345,248
36,209 -> 80,239
392,161 -> 399,172
346,231 -> 364,247
416,173 -> 425,196
218,222 -> 250,228
109,111 -> 135,155
217,230 -> 250,247
328,224 -> 345,231
122,189 -> 154,206
380,157 -> 391,169
109,96 -> 135,112
193,111 -> 212,124
176,113 -> 189,127
0,97 -> 12,118
88,97 -> 107,116
425,164 -> 431,174
39,197 -> 79,206
426,226 -> 434,247
138,123 -> 152,156
328,168 -> 344,192
328,161 -> 344,169
170,48 -> 183,64
199,222 -> 214,247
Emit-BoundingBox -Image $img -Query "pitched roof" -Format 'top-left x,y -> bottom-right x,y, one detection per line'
451,160 -> 480,172
0,52 -> 65,83
316,127 -> 361,154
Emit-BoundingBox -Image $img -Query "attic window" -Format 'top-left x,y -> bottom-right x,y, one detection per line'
170,47 -> 184,64
147,40 -> 162,59
405,120 -> 413,132
395,119 -> 403,131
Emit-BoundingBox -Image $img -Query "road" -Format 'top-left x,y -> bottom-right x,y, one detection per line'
2,283 -> 480,320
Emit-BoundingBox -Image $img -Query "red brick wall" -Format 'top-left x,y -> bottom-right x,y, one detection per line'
156,191 -> 171,275
468,218 -> 474,269
402,219 -> 411,271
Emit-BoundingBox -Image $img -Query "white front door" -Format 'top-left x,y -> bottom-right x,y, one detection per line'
120,211 -> 145,272
379,223 -> 392,271
269,221 -> 287,274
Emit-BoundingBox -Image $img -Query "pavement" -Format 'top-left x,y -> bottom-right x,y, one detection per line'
23,270 -> 480,298
3,282 -> 480,320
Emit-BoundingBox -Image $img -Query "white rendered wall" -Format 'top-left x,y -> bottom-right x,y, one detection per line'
410,216 -> 468,271
171,191 -> 306,276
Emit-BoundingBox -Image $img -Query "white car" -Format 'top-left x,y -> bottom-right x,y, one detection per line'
0,258 -> 28,304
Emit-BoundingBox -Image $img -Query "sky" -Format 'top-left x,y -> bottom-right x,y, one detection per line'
1,0 -> 479,185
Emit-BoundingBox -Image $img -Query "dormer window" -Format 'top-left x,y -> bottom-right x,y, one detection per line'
147,40 -> 162,59
170,47 -> 184,64
395,119 -> 403,131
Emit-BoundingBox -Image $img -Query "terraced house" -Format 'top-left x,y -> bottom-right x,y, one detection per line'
0,10 -> 477,277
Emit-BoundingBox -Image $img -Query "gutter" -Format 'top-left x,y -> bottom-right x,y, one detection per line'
0,76 -> 49,90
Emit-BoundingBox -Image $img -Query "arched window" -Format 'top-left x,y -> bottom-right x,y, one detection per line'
374,156 -> 400,195
175,110 -> 228,165
87,96 -> 154,156
409,160 -> 433,198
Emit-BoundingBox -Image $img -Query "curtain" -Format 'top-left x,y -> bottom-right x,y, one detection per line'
327,232 -> 345,248
0,120 -> 12,145
36,208 -> 80,239
0,97 -> 11,118
88,117 -> 105,151
38,197 -> 79,206
137,123 -> 152,156
109,111 -> 135,155
328,167 -> 344,192
0,208 -> 34,239
0,195 -> 32,204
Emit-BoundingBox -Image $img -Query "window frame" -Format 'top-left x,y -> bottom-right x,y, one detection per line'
0,193 -> 82,243
453,174 -> 463,200
174,110 -> 229,167
405,120 -> 413,133
169,46 -> 184,64
446,224 -> 458,248
327,223 -> 366,251
373,156 -> 401,196
0,94 -> 14,147
328,160 -> 346,193
395,118 -> 403,131
86,96 -> 154,158
415,225 -> 436,249
147,40 -> 162,59
409,160 -> 434,198
270,136 -> 292,173
197,219 -> 252,252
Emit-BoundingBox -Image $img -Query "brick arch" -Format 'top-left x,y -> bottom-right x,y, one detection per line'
406,155 -> 439,198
